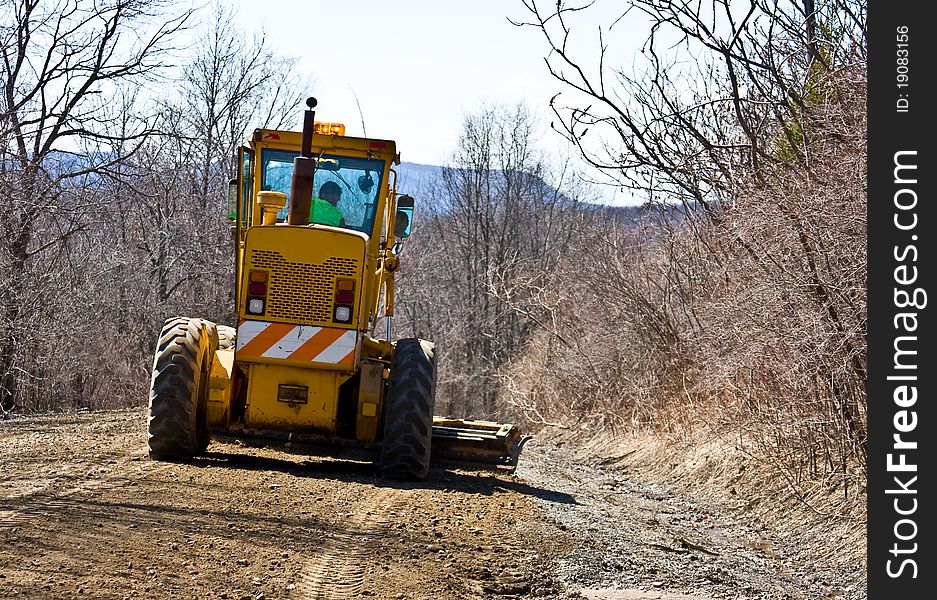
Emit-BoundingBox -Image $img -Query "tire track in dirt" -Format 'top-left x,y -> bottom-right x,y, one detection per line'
0,409 -> 149,529
0,455 -> 166,529
295,486 -> 401,599
0,428 -> 166,529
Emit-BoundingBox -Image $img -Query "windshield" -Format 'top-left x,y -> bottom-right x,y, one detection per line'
260,149 -> 385,234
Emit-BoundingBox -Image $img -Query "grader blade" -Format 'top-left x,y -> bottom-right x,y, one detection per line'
430,418 -> 531,472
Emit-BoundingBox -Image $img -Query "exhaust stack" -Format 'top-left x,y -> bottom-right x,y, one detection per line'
287,96 -> 318,226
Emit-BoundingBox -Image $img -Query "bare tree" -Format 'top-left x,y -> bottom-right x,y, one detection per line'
512,0 -> 866,214
396,104 -> 580,418
0,0 -> 192,414
505,0 -> 868,484
174,1 -> 306,207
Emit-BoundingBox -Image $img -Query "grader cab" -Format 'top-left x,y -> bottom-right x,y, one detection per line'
146,98 -> 528,479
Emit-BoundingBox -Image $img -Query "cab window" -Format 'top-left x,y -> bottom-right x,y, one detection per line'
259,149 -> 385,235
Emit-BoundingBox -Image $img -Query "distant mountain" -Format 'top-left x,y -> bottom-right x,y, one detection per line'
395,162 -> 573,214
395,162 -> 444,199
394,161 -> 652,223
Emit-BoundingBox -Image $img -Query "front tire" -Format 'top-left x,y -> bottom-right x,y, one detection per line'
380,339 -> 437,480
147,317 -> 218,459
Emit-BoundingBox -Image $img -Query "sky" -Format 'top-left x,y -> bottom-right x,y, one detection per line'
227,0 -> 649,203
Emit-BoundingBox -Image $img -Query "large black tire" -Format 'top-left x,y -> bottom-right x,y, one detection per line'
217,325 -> 236,350
147,317 -> 218,460
380,339 -> 437,481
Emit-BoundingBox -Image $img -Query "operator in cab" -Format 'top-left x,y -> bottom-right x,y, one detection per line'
311,181 -> 345,227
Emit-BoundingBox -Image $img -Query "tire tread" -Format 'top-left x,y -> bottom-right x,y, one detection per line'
147,317 -> 217,459
380,339 -> 437,480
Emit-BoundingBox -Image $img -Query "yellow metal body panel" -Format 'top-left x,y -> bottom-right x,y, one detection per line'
240,225 -> 367,328
244,363 -> 352,432
206,349 -> 234,428
253,129 -> 397,160
355,362 -> 384,442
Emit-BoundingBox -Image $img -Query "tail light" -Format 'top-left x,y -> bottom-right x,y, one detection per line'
333,278 -> 355,323
247,270 -> 268,315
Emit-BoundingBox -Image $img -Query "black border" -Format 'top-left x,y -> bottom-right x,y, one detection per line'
868,2 -> 934,596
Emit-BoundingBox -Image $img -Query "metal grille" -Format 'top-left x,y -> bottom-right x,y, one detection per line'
250,249 -> 358,323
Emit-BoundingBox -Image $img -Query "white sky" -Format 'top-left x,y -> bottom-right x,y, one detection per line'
228,0 -> 649,203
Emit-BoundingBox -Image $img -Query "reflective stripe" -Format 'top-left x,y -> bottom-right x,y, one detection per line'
235,320 -> 357,365
310,329 -> 357,363
237,322 -> 294,357
235,320 -> 269,350
261,326 -> 323,359
289,328 -> 347,362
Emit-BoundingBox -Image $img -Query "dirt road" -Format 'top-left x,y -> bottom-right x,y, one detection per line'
0,409 -> 860,599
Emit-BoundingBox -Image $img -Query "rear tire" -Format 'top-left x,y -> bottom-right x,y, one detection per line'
217,325 -> 236,350
380,339 -> 437,481
147,317 -> 218,460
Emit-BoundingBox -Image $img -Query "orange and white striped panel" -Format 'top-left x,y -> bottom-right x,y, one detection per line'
235,320 -> 357,367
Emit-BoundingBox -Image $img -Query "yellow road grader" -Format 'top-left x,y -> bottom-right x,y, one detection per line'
146,98 -> 527,479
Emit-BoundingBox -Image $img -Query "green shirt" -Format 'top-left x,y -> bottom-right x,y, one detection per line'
310,198 -> 343,227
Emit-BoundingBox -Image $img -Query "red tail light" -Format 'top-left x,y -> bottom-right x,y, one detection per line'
246,270 -> 268,316
333,279 -> 355,323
